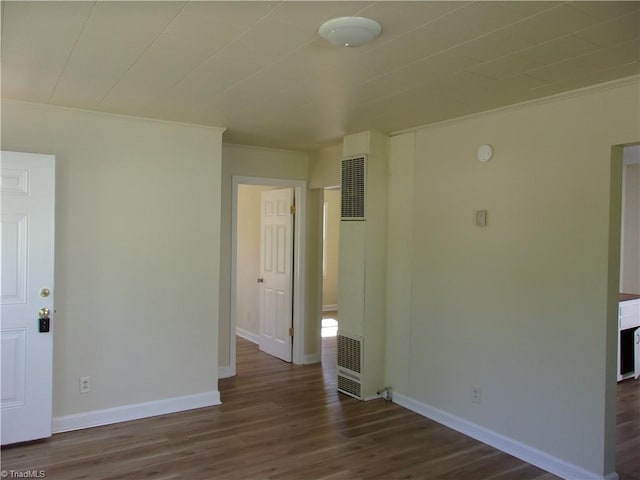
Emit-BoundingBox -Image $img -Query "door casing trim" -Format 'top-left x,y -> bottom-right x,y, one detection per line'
229,176 -> 307,374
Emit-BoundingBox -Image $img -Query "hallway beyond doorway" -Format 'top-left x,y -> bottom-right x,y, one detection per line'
322,310 -> 338,338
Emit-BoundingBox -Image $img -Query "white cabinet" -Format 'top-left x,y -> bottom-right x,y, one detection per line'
617,298 -> 640,381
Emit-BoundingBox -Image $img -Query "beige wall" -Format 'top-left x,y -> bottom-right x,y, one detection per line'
385,82 -> 639,476
310,142 -> 341,189
384,132 -> 415,394
322,189 -> 340,309
218,144 -> 322,368
4,71 -> 635,480
621,162 -> 640,293
311,143 -> 343,312
2,100 -> 224,417
236,185 -> 275,337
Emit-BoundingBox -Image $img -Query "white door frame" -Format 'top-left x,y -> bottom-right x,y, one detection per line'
230,176 -> 306,373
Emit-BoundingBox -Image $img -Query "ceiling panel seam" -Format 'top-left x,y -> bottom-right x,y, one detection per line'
47,1 -> 97,102
96,1 -> 191,107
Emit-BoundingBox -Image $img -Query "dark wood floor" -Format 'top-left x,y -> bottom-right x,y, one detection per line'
2,336 -> 638,479
617,378 -> 640,480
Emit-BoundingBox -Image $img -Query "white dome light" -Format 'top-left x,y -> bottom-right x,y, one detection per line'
318,17 -> 382,47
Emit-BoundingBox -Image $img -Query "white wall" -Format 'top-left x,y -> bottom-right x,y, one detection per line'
2,100 -> 224,419
385,81 -> 639,478
621,162 -> 640,293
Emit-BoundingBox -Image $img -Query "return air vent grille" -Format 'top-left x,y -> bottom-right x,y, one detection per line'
337,331 -> 363,400
338,376 -> 361,398
341,155 -> 366,220
338,334 -> 361,373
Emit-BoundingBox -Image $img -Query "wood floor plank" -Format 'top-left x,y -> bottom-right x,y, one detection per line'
1,335 -> 637,479
616,376 -> 640,480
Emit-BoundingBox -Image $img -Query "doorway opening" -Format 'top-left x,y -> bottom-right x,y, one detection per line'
229,176 -> 307,376
321,187 -> 340,339
611,143 -> 640,479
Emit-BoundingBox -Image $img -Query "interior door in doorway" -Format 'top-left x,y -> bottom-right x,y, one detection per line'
258,188 -> 293,362
1,151 -> 55,445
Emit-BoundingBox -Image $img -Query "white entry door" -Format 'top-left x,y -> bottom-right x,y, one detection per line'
258,188 -> 293,362
1,151 -> 55,445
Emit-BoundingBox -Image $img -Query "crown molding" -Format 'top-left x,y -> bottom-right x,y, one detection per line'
1,98 -> 227,134
391,75 -> 640,137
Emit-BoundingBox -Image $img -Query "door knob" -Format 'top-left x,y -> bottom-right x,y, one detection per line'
257,277 -> 264,283
39,308 -> 50,319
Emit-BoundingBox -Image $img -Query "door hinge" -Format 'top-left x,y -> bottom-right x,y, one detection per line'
290,205 -> 296,215
289,327 -> 294,337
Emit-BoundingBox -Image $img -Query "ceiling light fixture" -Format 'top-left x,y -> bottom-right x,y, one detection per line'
319,17 -> 382,47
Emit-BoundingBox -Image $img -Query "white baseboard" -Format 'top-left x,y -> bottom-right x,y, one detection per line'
304,353 -> 320,365
218,366 -> 235,378
53,391 -> 221,434
322,304 -> 338,312
236,327 -> 259,344
393,393 -> 615,480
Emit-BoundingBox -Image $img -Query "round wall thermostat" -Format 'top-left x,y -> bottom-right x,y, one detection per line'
477,144 -> 493,162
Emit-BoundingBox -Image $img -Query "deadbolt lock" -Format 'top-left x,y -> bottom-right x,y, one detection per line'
38,308 -> 51,333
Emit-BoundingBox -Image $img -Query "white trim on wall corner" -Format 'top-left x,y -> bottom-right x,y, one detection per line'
218,366 -> 235,379
322,304 -> 338,312
303,354 -> 321,365
236,327 -> 260,345
392,393 -> 617,480
52,391 -> 221,434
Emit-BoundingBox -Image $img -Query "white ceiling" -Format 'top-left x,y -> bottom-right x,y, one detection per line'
2,1 -> 639,151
